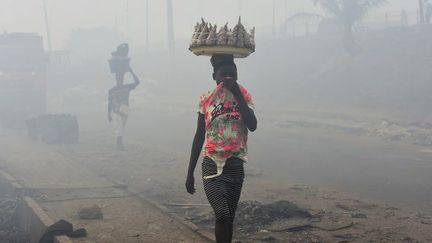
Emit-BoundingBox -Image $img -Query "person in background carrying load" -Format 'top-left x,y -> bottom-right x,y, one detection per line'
186,54 -> 257,243
108,65 -> 140,150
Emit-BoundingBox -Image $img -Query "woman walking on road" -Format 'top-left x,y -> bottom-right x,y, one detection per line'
186,54 -> 257,243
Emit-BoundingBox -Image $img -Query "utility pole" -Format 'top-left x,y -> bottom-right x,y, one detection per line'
282,0 -> 288,37
126,0 -> 129,38
166,0 -> 175,75
42,0 -> 52,51
146,0 -> 149,53
272,0 -> 276,37
166,0 -> 175,55
420,0 -> 425,24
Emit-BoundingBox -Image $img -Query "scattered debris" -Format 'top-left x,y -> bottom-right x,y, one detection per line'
78,205 -> 103,219
164,203 -> 210,208
420,219 -> 432,225
268,218 -> 313,232
332,233 -> 360,240
27,114 -> 79,144
416,214 -> 432,225
269,221 -> 356,233
413,134 -> 432,146
0,196 -> 19,228
400,236 -> 419,243
190,200 -> 313,235
259,235 -> 278,242
309,209 -> 326,218
351,213 -> 367,219
39,220 -> 87,242
312,222 -> 356,232
0,195 -> 29,242
278,118 -> 432,147
128,230 -> 141,238
290,184 -> 311,192
236,200 -> 312,231
336,200 -> 378,213
335,203 -> 356,212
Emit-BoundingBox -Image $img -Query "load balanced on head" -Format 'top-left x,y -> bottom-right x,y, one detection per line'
189,17 -> 255,58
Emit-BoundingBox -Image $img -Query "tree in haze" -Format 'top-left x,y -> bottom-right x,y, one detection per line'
313,0 -> 387,55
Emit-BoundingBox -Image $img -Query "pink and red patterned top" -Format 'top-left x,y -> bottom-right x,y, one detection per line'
198,83 -> 255,179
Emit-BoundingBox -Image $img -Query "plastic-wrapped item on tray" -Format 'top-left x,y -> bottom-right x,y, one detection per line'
189,17 -> 256,58
197,20 -> 210,46
206,24 -> 218,46
217,23 -> 229,46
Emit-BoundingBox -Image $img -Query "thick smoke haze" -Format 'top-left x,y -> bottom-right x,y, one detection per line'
1,0 -> 432,242
0,0 -> 417,49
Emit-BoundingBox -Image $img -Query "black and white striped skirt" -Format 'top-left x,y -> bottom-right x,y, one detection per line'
202,156 -> 244,223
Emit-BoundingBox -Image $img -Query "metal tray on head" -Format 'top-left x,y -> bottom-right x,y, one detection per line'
108,57 -> 130,74
190,46 -> 254,58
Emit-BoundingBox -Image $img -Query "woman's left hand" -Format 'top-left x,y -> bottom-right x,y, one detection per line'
223,77 -> 241,96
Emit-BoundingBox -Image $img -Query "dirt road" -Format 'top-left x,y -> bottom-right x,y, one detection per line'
0,136 -> 210,243
2,103 -> 432,242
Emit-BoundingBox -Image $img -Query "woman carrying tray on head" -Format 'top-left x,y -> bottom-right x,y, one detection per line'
107,43 -> 140,151
186,54 -> 257,243
108,66 -> 140,151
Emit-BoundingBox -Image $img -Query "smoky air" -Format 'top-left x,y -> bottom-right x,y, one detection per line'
0,1 -> 431,242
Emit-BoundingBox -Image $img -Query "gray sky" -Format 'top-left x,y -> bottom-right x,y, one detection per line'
0,0 -> 418,50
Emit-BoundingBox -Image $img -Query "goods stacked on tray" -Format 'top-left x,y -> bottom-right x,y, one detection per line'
189,17 -> 255,58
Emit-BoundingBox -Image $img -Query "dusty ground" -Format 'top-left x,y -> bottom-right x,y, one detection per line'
0,136 -> 210,243
1,22 -> 432,242
2,87 -> 432,242
2,101 -> 429,242
57,132 -> 432,243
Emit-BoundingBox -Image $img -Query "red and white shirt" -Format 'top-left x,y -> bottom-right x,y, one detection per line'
198,83 -> 254,179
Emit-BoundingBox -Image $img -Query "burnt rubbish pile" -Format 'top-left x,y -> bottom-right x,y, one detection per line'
0,195 -> 29,243
27,114 -> 79,144
192,200 -> 313,234
235,200 -> 313,232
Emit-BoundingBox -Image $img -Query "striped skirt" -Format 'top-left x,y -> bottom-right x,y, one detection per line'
202,156 -> 244,223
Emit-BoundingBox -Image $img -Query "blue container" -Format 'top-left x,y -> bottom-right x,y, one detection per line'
108,57 -> 130,74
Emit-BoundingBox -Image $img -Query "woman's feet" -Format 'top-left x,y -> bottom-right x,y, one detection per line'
116,136 -> 126,151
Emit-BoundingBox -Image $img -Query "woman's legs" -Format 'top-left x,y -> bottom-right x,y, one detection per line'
215,219 -> 231,243
227,181 -> 242,242
114,114 -> 128,150
204,179 -> 243,243
204,179 -> 231,242
202,157 -> 244,243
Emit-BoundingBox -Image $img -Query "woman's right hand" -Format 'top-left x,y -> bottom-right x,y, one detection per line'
186,174 -> 196,194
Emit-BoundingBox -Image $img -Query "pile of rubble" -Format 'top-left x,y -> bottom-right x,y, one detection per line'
26,114 -> 79,144
0,196 -> 29,243
366,119 -> 432,146
279,118 -> 432,147
235,200 -> 313,232
191,200 -> 314,235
